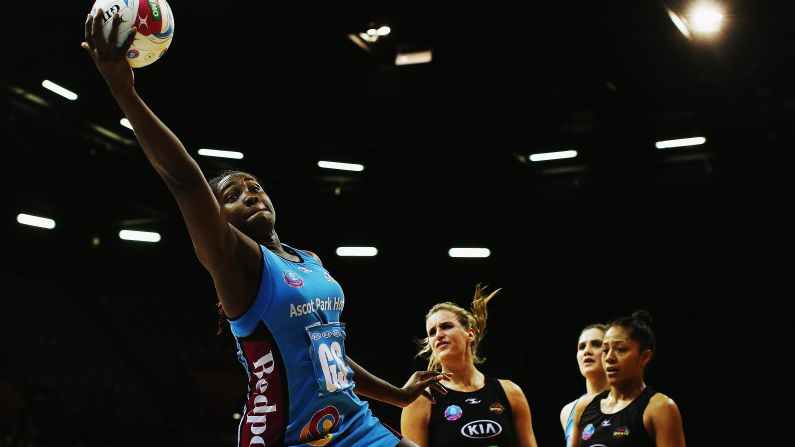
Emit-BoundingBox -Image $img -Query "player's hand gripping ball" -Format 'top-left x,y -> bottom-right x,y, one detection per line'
90,0 -> 174,68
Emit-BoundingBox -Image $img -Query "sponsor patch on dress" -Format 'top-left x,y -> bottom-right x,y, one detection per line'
444,405 -> 463,421
613,426 -> 630,438
489,402 -> 504,414
283,269 -> 304,287
582,423 -> 595,441
299,406 -> 340,446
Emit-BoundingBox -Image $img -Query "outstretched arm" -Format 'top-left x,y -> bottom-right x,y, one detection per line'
347,357 -> 447,408
82,11 -> 259,317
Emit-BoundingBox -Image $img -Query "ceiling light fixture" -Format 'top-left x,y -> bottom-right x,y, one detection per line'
528,150 -> 578,162
198,148 -> 244,159
336,247 -> 378,257
689,3 -> 724,34
665,6 -> 691,39
17,213 -> 56,229
655,137 -> 706,149
41,80 -> 77,101
119,230 -> 161,243
395,49 -> 432,66
448,248 -> 491,258
318,161 -> 364,172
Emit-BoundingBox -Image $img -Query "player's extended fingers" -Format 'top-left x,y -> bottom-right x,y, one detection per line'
421,389 -> 436,404
429,382 -> 448,395
91,8 -> 104,44
416,370 -> 442,380
121,27 -> 137,53
417,374 -> 446,388
84,14 -> 96,49
108,12 -> 121,47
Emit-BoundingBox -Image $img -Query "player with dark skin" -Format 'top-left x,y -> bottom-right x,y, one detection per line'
569,312 -> 685,447
82,10 -> 446,446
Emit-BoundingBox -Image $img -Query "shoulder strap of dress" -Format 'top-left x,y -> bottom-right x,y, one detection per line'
580,389 -> 610,425
588,389 -> 611,410
488,375 -> 514,413
636,386 -> 657,409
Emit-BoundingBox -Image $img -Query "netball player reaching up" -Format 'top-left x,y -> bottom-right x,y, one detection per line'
82,11 -> 444,447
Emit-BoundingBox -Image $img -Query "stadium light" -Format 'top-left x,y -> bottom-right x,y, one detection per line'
448,248 -> 491,258
41,80 -> 77,101
198,149 -> 245,159
17,213 -> 56,229
119,230 -> 161,243
529,150 -> 578,162
336,247 -> 378,257
318,161 -> 364,172
655,137 -> 706,149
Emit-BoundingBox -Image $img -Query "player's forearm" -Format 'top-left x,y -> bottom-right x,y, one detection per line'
347,356 -> 405,407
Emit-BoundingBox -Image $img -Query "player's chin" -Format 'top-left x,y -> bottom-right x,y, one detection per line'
247,209 -> 271,220
247,212 -> 275,230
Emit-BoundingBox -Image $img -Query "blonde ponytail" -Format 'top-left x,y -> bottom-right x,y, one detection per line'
416,284 -> 501,372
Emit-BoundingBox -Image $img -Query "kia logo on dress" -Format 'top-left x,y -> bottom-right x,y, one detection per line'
460,420 -> 502,439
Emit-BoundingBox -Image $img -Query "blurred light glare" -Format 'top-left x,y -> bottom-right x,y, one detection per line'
336,247 -> 378,257
448,248 -> 491,258
666,8 -> 691,39
41,80 -> 77,100
359,32 -> 378,43
120,118 -> 133,130
689,4 -> 724,33
529,150 -> 578,162
376,26 -> 391,36
395,50 -> 432,66
318,161 -> 364,172
198,148 -> 244,159
655,137 -> 706,149
17,213 -> 55,229
366,28 -> 377,36
119,230 -> 161,243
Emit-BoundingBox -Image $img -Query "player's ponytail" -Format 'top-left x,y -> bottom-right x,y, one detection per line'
416,284 -> 501,372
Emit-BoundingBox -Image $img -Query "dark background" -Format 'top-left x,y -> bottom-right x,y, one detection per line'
1,0 -> 792,445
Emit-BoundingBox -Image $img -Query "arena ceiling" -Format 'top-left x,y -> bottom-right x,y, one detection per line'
3,0 -> 795,277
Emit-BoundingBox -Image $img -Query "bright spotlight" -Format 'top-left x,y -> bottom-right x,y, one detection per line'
689,4 -> 724,34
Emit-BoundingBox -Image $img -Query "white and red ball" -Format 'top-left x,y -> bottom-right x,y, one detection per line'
90,0 -> 175,68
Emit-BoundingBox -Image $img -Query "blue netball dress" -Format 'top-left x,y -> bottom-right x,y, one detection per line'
564,395 -> 584,447
229,244 -> 399,447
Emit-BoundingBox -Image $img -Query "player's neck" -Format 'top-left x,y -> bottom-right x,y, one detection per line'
263,232 -> 289,258
585,375 -> 609,396
609,380 -> 646,402
442,362 -> 483,391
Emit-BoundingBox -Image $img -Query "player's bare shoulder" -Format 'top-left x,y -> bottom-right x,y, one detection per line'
647,392 -> 681,417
